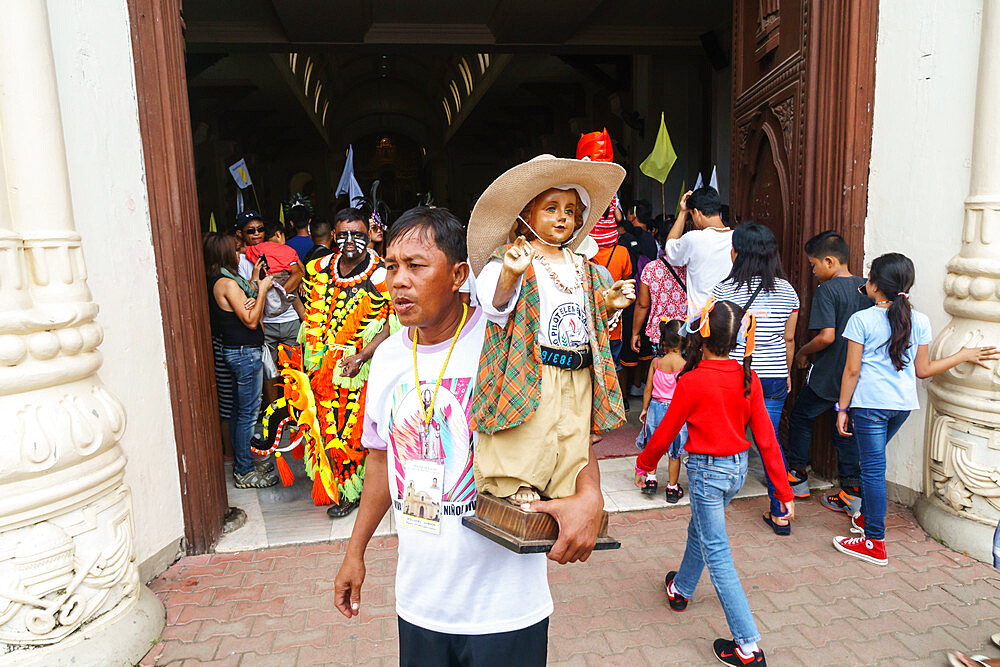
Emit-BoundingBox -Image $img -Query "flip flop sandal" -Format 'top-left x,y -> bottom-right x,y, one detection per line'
762,513 -> 791,536
948,651 -> 1000,667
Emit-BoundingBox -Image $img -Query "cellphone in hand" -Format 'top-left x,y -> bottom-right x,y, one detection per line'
258,255 -> 269,279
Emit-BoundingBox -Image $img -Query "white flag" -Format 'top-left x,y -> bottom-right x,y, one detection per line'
693,172 -> 704,190
335,145 -> 365,207
228,158 -> 252,189
709,166 -> 718,190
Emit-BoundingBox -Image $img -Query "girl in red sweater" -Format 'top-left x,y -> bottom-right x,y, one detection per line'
634,299 -> 794,666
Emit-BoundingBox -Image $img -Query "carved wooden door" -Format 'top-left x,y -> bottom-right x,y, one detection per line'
732,0 -> 879,480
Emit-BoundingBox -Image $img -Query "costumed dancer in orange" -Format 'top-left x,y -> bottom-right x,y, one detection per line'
265,208 -> 398,518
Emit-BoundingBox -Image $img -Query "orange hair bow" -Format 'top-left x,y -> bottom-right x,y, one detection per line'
738,313 -> 757,358
682,297 -> 716,338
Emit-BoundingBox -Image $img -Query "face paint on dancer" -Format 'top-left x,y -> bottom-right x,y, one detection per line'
336,229 -> 369,258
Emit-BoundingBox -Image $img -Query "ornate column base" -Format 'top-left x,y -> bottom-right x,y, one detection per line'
914,495 -> 996,564
0,588 -> 162,667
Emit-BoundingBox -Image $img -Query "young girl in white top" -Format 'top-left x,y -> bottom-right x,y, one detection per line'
635,318 -> 687,503
835,253 -> 996,565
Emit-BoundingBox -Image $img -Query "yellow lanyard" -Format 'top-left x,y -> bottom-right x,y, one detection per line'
412,303 -> 468,434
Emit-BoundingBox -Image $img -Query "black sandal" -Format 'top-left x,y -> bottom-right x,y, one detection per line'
641,478 -> 658,495
762,513 -> 791,536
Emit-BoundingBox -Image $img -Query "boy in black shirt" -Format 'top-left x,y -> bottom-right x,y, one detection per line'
786,231 -> 873,515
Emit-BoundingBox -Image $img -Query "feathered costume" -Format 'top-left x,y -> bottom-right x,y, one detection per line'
261,249 -> 398,505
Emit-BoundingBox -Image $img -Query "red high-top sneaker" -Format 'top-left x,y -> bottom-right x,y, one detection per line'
833,535 -> 887,565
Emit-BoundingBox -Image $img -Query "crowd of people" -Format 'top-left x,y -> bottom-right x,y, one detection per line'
201,147 -> 996,665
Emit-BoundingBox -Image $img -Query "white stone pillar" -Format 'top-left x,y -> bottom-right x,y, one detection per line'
0,2 -> 163,664
917,0 -> 1000,563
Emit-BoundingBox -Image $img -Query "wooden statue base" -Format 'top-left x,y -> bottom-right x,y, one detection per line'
462,491 -> 621,554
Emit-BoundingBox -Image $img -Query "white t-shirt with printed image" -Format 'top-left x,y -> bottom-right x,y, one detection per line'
477,256 -> 590,348
361,306 -> 552,634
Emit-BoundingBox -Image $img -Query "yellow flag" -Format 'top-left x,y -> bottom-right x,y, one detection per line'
675,180 -> 686,217
639,112 -> 678,184
279,203 -> 285,225
208,211 -> 217,232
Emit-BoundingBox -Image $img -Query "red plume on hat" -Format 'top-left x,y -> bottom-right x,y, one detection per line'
576,129 -> 613,163
577,129 -> 619,247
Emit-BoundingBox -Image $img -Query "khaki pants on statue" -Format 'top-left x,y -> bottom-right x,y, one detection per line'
474,365 -> 592,500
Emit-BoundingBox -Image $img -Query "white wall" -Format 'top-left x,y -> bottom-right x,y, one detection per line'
48,0 -> 185,572
865,0 -> 983,493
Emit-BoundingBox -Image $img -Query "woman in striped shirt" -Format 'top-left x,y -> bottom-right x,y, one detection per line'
712,222 -> 799,535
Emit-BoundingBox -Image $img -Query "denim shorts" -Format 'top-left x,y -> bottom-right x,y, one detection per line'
635,399 -> 687,458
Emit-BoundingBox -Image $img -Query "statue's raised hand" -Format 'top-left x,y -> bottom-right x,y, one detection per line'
605,279 -> 636,311
502,236 -> 535,276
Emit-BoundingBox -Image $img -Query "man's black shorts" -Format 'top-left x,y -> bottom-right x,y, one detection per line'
398,616 -> 548,667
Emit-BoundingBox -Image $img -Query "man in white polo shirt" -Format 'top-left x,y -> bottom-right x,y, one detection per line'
662,186 -> 733,314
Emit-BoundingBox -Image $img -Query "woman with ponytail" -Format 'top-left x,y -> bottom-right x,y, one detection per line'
634,299 -> 794,666
835,253 -> 997,566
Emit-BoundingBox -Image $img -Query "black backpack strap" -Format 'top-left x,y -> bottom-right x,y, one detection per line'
743,281 -> 765,311
660,257 -> 686,292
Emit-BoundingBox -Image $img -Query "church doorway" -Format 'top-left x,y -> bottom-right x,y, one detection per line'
129,0 -> 876,552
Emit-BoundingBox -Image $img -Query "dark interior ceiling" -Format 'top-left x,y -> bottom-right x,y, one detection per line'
184,0 -> 731,215
183,0 -> 730,50
184,0 -> 729,149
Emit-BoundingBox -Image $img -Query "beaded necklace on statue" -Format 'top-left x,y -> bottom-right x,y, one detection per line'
333,249 -> 379,287
534,248 -> 586,294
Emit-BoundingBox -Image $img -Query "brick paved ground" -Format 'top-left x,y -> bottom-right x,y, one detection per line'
141,498 -> 1000,666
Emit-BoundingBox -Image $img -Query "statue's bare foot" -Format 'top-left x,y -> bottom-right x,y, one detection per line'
507,486 -> 541,506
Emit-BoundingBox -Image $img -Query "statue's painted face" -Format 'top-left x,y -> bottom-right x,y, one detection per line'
524,188 -> 583,246
334,219 -> 368,259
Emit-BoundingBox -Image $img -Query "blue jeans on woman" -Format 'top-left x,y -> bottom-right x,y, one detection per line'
757,377 -> 789,518
850,407 -> 909,541
222,345 -> 263,476
673,451 -> 760,645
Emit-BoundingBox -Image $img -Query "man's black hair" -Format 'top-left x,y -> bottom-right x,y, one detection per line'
288,204 -> 311,229
310,219 -> 332,242
263,219 -> 284,240
333,207 -> 367,229
386,206 -> 467,265
687,186 -> 722,218
804,229 -> 851,264
633,199 -> 652,223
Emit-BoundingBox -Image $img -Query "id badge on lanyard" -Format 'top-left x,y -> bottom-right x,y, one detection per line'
401,458 -> 444,535
403,305 -> 467,536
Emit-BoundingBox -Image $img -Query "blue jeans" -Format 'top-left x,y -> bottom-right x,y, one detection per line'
786,384 -> 861,489
993,520 -> 1000,570
610,339 -> 623,372
756,377 -> 789,518
673,452 -> 760,645
850,407 -> 909,540
635,399 -> 687,458
222,345 -> 263,476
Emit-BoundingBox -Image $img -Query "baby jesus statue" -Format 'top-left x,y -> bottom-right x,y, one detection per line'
469,154 -> 633,506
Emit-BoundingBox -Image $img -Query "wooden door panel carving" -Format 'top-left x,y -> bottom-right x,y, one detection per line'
732,0 -> 878,479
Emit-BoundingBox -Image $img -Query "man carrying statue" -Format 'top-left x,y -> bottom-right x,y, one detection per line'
334,151 -> 632,665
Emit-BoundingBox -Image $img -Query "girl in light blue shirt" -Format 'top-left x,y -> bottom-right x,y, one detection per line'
833,253 -> 996,566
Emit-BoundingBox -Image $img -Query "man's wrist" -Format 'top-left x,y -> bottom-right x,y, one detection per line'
344,544 -> 367,562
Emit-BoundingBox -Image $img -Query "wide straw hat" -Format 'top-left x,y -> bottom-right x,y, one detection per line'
467,155 -> 626,275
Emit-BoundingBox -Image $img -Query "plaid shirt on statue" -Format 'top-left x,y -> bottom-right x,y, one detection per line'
470,247 -> 626,435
